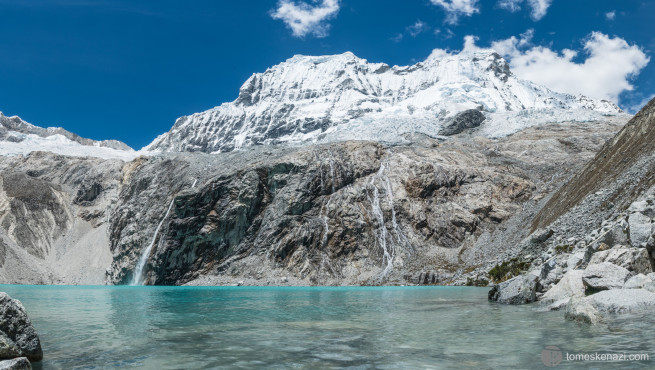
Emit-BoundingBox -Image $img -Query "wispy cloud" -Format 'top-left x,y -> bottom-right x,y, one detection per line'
430,0 -> 480,25
392,20 -> 430,43
497,0 -> 553,21
497,0 -> 522,12
407,20 -> 429,37
606,10 -> 616,21
270,0 -> 340,38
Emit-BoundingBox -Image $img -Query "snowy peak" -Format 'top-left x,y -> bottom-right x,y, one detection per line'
0,112 -> 139,160
147,49 -> 622,153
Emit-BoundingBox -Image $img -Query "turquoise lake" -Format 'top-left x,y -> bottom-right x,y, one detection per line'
1,285 -> 653,369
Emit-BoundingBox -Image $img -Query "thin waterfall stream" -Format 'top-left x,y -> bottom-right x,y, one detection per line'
131,178 -> 197,286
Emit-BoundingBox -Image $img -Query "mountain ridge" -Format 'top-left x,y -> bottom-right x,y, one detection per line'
146,48 -> 622,153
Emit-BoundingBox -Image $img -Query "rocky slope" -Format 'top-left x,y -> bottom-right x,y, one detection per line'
487,98 -> 655,323
0,115 -> 625,285
146,50 -> 620,153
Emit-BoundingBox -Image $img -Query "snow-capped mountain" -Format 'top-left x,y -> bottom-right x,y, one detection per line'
0,112 -> 138,160
146,49 -> 622,153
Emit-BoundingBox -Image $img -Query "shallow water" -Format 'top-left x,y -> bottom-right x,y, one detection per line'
1,285 -> 653,369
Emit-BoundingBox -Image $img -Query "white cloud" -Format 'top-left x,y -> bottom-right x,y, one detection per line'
497,0 -> 552,21
407,20 -> 429,37
434,28 -> 455,39
498,0 -> 522,12
490,31 -> 650,103
606,10 -> 616,21
527,0 -> 552,20
430,0 -> 480,25
271,0 -> 340,38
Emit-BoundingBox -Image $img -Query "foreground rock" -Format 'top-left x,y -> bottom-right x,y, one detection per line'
0,358 -> 30,370
0,293 -> 42,362
587,289 -> 655,314
488,274 -> 538,304
565,297 -> 601,325
540,270 -> 585,309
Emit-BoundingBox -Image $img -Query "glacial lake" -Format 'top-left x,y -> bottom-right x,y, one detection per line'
1,285 -> 654,369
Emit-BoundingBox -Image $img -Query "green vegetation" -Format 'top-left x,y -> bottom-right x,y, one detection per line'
554,244 -> 573,254
488,258 -> 530,283
466,277 -> 489,287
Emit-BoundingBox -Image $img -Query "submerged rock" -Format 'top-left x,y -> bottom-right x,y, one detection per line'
0,293 -> 42,362
488,274 -> 538,304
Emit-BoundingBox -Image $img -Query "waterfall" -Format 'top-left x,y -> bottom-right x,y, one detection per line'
367,164 -> 394,276
367,156 -> 412,277
131,198 -> 175,286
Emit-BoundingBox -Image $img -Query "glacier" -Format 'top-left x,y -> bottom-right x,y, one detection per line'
146,48 -> 623,154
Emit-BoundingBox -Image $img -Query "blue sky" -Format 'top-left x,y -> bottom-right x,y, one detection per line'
0,0 -> 652,149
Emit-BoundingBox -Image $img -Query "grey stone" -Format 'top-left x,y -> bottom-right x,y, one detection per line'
0,358 -> 31,370
488,273 -> 538,305
624,274 -> 652,289
541,270 -> 585,306
589,246 -> 652,274
582,262 -> 631,291
0,293 -> 42,362
596,222 -> 628,248
628,200 -> 655,218
587,288 -> 655,314
531,229 -> 554,244
0,333 -> 21,360
566,252 -> 584,271
628,212 -> 652,248
564,297 -> 601,325
439,109 -> 486,136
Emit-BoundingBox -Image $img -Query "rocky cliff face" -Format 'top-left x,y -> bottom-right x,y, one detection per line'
146,50 -> 621,153
96,117 -> 624,286
0,116 -> 628,285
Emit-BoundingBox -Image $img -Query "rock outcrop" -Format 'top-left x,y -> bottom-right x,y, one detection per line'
0,293 -> 42,362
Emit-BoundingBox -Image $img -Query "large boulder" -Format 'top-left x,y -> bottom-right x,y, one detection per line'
0,293 -> 42,362
628,212 -> 652,248
565,297 -> 601,325
540,270 -> 585,309
587,289 -> 655,314
439,109 -> 486,136
488,273 -> 538,304
0,358 -> 30,370
624,274 -> 652,289
588,246 -> 652,274
582,262 -> 631,290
